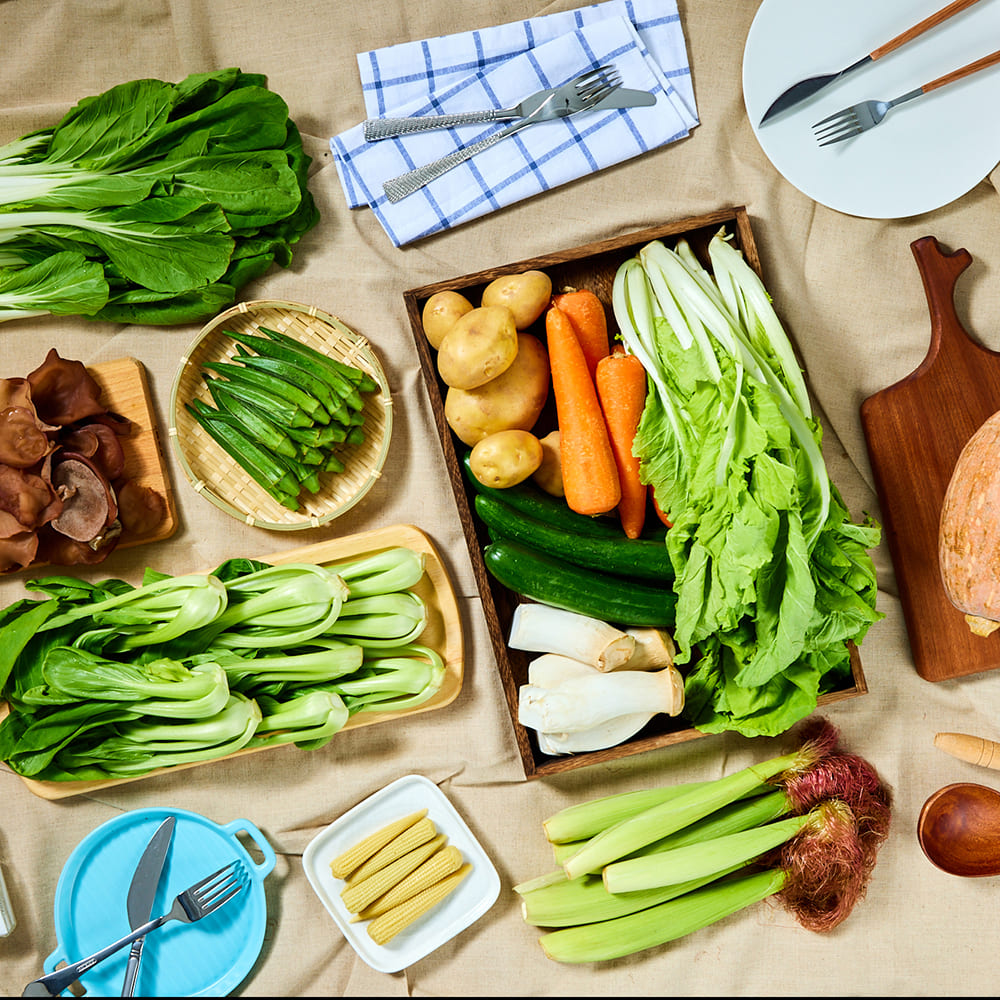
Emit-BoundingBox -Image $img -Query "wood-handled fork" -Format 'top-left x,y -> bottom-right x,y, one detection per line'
813,46 -> 1000,145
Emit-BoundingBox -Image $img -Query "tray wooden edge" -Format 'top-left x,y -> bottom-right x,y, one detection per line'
8,523 -> 464,800
402,206 -> 869,779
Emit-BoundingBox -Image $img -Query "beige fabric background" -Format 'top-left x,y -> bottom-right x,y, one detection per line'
2,0 -> 1000,995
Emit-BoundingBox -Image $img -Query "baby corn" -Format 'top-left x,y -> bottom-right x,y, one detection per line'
355,843 -> 463,921
345,816 -> 438,886
342,834 -> 447,915
329,809 -> 428,879
367,862 -> 472,946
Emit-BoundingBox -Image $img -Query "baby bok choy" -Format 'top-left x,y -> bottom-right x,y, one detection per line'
0,543 -> 446,781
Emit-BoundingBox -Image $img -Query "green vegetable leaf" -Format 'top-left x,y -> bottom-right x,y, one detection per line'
0,251 -> 108,320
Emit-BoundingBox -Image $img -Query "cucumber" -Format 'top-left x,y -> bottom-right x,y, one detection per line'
462,451 -> 624,538
474,494 -> 673,582
483,537 -> 676,628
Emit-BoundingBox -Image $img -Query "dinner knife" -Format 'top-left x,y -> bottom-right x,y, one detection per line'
120,816 -> 175,997
363,86 -> 657,141
758,0 -> 985,125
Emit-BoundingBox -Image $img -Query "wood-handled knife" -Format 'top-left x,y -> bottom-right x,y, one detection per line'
759,0 -> 985,125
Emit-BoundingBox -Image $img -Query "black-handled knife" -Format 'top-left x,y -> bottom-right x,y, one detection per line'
759,0 -> 986,124
121,816 -> 175,996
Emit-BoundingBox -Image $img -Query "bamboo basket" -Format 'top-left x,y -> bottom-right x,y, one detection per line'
169,300 -> 392,529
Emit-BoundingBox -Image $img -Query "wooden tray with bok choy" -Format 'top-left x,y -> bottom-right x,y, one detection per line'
0,523 -> 462,800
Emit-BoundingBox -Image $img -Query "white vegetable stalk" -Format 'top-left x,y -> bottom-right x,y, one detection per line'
537,712 -> 659,755
616,628 -> 676,672
509,604 -> 635,671
518,665 -> 685,736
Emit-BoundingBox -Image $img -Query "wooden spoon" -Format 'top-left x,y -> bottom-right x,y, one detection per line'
917,782 -> 1000,877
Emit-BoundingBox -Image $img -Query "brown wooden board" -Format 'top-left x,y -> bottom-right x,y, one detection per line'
861,236 -> 1000,682
404,208 -> 868,779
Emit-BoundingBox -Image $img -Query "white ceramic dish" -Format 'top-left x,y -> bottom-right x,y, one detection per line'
743,0 -> 1000,219
302,774 -> 500,973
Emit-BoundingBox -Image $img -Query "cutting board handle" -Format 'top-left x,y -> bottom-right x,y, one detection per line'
911,236 -> 974,369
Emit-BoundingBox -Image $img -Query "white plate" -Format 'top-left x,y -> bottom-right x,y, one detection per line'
743,0 -> 1000,218
302,774 -> 500,973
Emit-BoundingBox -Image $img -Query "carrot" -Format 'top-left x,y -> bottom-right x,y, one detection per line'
552,289 -> 609,379
651,491 -> 673,528
595,347 -> 648,539
545,304 -> 621,516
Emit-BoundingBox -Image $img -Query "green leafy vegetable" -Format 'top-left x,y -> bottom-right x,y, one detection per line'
611,230 -> 882,738
0,546 -> 444,780
0,68 -> 319,326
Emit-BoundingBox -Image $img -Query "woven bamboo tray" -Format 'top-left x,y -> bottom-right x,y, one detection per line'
169,300 -> 392,530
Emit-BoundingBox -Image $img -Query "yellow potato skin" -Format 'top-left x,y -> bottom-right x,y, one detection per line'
437,305 -> 518,390
532,429 -> 564,497
469,430 -> 544,489
422,290 -> 474,349
444,333 -> 550,446
481,270 -> 552,330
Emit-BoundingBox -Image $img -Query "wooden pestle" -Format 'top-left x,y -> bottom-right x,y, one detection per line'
934,732 -> 1000,770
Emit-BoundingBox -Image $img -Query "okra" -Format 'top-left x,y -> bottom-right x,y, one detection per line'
186,404 -> 301,509
232,349 -> 342,415
259,325 -> 378,392
198,374 -> 312,428
202,360 -> 330,422
229,326 -> 370,407
206,380 -> 298,460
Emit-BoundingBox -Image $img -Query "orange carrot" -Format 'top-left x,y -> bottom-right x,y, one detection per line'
651,491 -> 673,528
595,347 -> 648,539
545,304 -> 621,516
552,289 -> 609,379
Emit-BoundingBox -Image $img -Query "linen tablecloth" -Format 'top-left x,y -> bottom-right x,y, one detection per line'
2,1 -> 1000,996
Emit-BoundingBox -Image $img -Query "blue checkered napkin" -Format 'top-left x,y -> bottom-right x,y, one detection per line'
330,4 -> 696,246
355,0 -> 696,127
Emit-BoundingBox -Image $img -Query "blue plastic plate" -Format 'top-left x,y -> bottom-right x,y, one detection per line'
46,807 -> 275,997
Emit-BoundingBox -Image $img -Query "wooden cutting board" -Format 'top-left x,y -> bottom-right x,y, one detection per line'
861,236 -> 1000,682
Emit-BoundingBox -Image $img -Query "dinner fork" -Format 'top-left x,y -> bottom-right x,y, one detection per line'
813,46 -> 1000,146
364,65 -> 618,141
21,860 -> 247,998
382,67 -> 623,203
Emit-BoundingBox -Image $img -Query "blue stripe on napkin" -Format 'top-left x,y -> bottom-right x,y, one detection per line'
331,0 -> 696,246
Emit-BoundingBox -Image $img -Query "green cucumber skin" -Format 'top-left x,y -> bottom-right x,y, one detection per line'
462,452 -> 628,538
474,494 -> 673,582
483,538 -> 676,628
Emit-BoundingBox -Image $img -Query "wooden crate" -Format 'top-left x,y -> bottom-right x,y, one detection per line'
403,207 -> 867,779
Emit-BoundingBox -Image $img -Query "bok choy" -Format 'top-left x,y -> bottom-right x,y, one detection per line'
0,545 -> 445,780
0,68 -> 319,326
611,231 -> 882,738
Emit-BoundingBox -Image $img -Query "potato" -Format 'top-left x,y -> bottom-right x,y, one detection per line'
469,429 -> 544,489
437,305 -> 518,389
422,289 -> 474,349
444,332 -> 550,446
481,269 -> 552,329
532,429 -> 564,497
